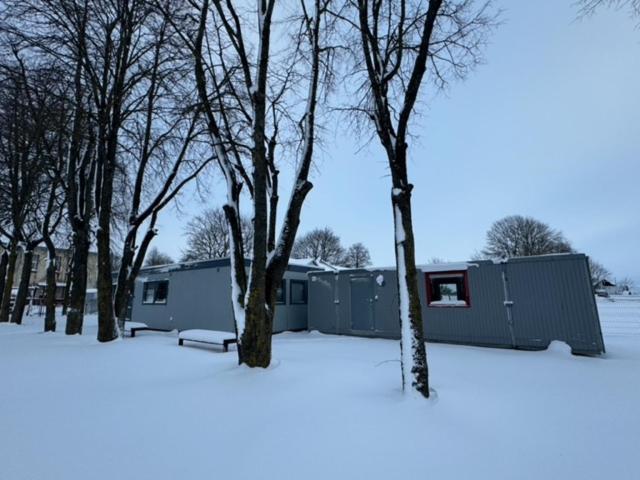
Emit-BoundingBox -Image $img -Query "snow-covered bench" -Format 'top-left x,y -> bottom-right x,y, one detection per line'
125,322 -> 172,337
178,329 -> 237,352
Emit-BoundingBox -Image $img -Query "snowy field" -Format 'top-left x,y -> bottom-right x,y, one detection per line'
1,298 -> 639,480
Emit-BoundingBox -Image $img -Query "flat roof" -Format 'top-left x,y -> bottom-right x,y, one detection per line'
139,257 -> 322,275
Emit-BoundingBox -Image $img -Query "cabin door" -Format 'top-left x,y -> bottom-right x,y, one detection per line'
350,275 -> 375,332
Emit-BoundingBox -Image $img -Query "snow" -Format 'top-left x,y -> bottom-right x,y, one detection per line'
124,321 -> 148,330
419,262 -> 478,272
0,298 -> 639,479
178,329 -> 236,344
288,257 -> 344,271
429,299 -> 468,306
365,261 -> 477,272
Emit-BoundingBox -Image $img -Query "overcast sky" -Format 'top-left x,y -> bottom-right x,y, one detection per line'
153,1 -> 640,284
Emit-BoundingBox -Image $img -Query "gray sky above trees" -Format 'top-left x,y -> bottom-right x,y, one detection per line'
152,0 -> 640,284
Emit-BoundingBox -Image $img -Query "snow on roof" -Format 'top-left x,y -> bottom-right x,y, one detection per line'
362,261 -> 479,272
418,262 -> 479,272
288,258 -> 345,272
140,256 -> 336,274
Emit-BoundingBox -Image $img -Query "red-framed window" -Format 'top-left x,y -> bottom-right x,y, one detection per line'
425,270 -> 471,308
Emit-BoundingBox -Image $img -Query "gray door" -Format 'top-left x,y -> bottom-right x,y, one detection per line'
350,276 -> 374,331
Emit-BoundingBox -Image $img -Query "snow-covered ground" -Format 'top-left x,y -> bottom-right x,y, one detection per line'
1,297 -> 639,480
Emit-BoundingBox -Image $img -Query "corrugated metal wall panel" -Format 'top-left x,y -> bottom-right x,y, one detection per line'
308,272 -> 338,333
307,254 -> 605,355
131,267 -> 312,334
507,255 -> 604,354
421,263 -> 513,347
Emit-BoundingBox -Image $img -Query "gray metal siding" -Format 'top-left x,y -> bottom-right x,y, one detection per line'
422,263 -> 513,347
308,272 -> 338,333
131,266 -> 235,332
306,254 -> 605,354
131,266 -> 313,333
506,256 -> 605,354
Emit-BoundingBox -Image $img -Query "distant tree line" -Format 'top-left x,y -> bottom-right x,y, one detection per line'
179,209 -> 372,268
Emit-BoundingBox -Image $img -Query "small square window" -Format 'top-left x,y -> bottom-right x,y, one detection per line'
142,281 -> 169,305
290,280 -> 308,305
426,271 -> 470,308
276,280 -> 286,305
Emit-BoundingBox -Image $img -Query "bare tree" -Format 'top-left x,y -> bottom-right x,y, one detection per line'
164,0 -> 336,367
3,0 -> 214,341
110,5 -> 213,338
181,207 -> 253,262
588,258 -> 611,288
144,247 -> 174,267
616,277 -> 636,294
340,0 -> 497,397
343,242 -> 371,268
480,215 -> 573,260
292,227 -> 345,264
577,0 -> 640,18
0,55 -> 67,327
0,54 -> 58,324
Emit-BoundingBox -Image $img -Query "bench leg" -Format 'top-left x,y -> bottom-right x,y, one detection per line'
178,338 -> 184,346
131,329 -> 136,338
223,342 -> 228,353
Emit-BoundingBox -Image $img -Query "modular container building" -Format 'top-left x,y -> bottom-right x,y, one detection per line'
307,254 -> 605,355
130,258 -> 317,333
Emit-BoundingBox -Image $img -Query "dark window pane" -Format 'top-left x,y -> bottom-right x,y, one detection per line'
143,281 -> 169,304
143,285 -> 154,303
276,280 -> 286,304
290,280 -> 307,305
155,282 -> 168,303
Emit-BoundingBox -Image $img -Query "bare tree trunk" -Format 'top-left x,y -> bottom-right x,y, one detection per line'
12,247 -> 34,325
96,186 -> 117,342
0,251 -> 8,309
43,238 -> 57,332
242,100 -> 270,367
114,232 -> 136,336
390,149 -> 429,396
65,226 -> 90,334
114,224 -> 157,335
61,257 -> 73,316
0,240 -> 19,323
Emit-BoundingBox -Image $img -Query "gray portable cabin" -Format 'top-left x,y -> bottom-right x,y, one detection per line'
307,254 -> 605,355
130,258 -> 317,333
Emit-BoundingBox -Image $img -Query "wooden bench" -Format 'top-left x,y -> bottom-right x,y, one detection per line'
178,329 -> 237,352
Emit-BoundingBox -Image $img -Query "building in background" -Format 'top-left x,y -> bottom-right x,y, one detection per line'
2,246 -> 98,292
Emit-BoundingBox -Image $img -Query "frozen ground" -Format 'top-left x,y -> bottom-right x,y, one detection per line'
1,297 -> 639,480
